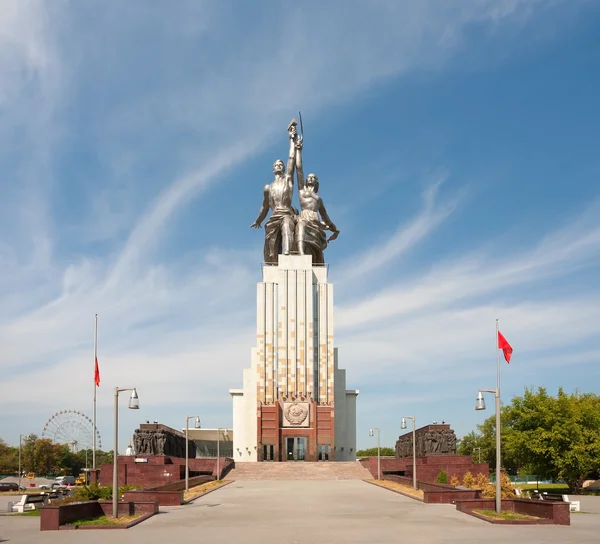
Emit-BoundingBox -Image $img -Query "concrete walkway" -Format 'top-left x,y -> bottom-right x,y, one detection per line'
1,481 -> 599,543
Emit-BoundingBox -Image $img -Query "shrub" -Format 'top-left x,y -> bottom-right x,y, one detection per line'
436,469 -> 448,484
72,483 -> 112,501
465,471 -> 515,498
474,473 -> 495,497
52,495 -> 81,505
119,484 -> 141,494
449,474 -> 460,487
462,471 -> 475,489
499,472 -> 517,499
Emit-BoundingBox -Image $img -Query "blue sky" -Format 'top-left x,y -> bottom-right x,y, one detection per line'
1,1 -> 600,453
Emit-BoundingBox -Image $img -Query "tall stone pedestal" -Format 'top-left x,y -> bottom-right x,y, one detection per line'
230,255 -> 357,462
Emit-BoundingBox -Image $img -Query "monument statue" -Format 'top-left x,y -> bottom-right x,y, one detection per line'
294,132 -> 339,265
251,121 -> 300,264
251,116 -> 339,265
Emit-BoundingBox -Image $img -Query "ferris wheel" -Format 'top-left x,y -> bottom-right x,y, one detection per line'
42,409 -> 102,453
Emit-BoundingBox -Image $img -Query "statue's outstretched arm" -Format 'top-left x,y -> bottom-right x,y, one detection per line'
319,199 -> 338,233
295,138 -> 305,191
285,129 -> 297,180
251,186 -> 270,228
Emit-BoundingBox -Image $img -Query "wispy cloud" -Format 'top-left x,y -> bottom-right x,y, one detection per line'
337,199 -> 600,331
0,0 -> 594,449
338,173 -> 462,283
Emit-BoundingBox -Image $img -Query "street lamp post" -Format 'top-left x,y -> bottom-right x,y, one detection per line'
475,319 -> 505,514
18,434 -> 26,491
401,416 -> 417,490
473,447 -> 481,464
476,388 -> 501,514
185,416 -> 201,492
216,428 -> 229,481
369,428 -> 381,480
113,387 -> 139,518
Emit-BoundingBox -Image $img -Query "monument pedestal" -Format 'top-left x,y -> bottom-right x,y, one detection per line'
230,255 -> 357,462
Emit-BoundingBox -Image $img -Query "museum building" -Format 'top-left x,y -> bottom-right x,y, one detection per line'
230,254 -> 358,462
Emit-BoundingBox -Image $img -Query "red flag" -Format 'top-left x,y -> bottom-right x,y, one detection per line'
94,357 -> 100,387
498,331 -> 513,363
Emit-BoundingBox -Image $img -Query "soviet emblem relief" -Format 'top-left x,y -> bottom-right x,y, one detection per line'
284,402 -> 309,426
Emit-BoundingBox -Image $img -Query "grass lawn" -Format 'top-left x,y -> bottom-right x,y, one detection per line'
367,479 -> 425,500
474,509 -> 540,521
0,509 -> 42,517
0,490 -> 49,495
518,483 -> 569,494
16,509 -> 41,516
183,480 -> 229,502
66,514 -> 143,526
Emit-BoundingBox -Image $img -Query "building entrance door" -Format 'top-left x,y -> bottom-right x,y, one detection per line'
285,437 -> 307,461
262,444 -> 275,461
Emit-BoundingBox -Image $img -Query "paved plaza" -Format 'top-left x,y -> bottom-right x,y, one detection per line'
2,481 -> 600,544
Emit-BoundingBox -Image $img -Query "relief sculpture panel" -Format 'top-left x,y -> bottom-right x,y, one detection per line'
282,402 -> 310,427
133,428 -> 196,458
395,426 -> 456,458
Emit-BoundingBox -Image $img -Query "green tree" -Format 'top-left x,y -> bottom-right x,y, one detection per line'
21,434 -> 38,474
457,431 -> 486,462
32,439 -> 58,476
356,447 -> 395,457
504,387 -> 600,492
54,444 -> 84,476
93,449 -> 114,467
0,436 -> 115,478
461,387 -> 600,492
0,438 -> 19,474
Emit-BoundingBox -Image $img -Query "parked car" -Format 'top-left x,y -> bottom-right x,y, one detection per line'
0,482 -> 19,491
51,475 -> 76,488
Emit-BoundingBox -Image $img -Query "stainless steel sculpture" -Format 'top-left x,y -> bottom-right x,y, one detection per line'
251,121 -> 300,264
294,132 -> 339,265
251,117 -> 339,265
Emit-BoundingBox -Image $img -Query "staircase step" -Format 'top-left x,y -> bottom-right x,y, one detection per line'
225,462 -> 372,480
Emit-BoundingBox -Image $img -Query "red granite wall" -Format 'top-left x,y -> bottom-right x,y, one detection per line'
98,456 -> 232,488
41,502 -> 102,531
257,401 -> 336,462
316,405 -> 334,460
456,498 -> 570,525
100,459 -> 182,487
144,475 -> 214,492
187,458 -> 217,472
98,500 -> 159,515
40,500 -> 158,530
360,455 -> 488,484
359,457 -> 406,477
259,405 -> 279,461
122,490 -> 182,507
382,475 -> 482,503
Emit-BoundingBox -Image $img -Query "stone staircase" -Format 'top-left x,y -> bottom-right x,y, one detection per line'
225,462 -> 373,480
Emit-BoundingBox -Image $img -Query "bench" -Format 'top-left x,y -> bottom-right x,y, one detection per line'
10,494 -> 48,513
43,491 -> 61,503
531,491 -> 580,512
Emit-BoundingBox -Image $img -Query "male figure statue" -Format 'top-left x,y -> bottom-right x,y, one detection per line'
294,136 -> 339,265
251,121 -> 299,264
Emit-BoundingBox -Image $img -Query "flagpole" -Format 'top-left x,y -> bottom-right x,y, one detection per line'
93,313 -> 98,469
495,318 -> 501,513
